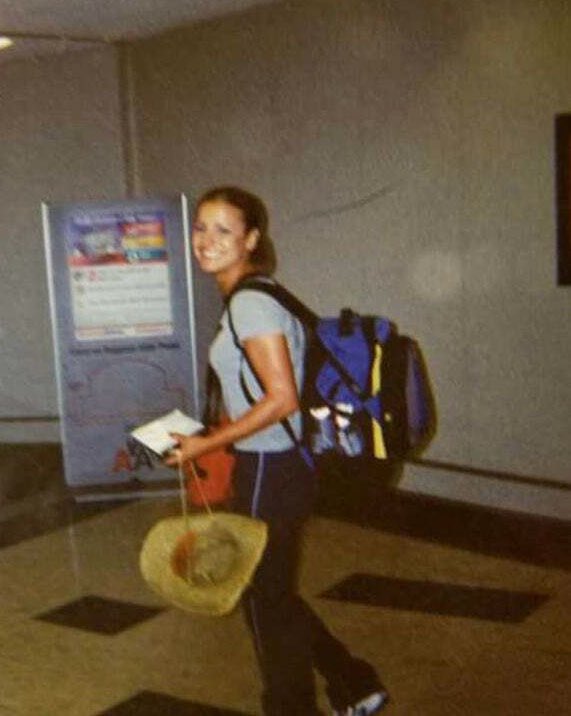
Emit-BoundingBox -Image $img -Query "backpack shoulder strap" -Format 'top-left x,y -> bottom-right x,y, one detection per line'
226,275 -> 319,330
224,276 -> 314,467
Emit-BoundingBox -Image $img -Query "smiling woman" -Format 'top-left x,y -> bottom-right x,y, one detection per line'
192,200 -> 262,292
192,185 -> 276,289
162,185 -> 388,716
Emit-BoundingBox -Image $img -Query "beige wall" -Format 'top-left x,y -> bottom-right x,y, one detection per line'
0,0 -> 569,517
129,0 -> 571,516
0,46 -> 125,440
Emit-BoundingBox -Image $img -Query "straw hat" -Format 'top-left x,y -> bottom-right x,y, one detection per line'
140,512 -> 267,616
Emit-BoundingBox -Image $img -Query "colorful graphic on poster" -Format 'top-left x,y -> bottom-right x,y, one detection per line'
66,210 -> 174,340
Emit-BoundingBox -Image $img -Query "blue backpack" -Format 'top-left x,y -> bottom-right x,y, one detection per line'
221,276 -> 435,463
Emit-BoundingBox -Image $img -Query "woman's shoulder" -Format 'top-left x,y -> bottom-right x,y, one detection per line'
229,283 -> 299,337
229,279 -> 283,313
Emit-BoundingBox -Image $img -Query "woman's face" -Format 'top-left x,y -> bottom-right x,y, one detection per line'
192,200 -> 257,280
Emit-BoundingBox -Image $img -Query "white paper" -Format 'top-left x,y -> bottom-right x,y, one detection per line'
131,409 -> 203,455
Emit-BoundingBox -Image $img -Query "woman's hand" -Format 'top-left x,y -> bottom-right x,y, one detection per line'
162,331 -> 300,470
163,432 -> 209,468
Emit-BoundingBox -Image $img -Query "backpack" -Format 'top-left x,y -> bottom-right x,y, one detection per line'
215,276 -> 435,463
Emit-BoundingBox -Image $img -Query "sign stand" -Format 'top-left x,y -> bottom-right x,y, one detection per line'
42,194 -> 221,500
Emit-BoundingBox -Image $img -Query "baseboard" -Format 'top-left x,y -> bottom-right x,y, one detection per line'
400,460 -> 571,521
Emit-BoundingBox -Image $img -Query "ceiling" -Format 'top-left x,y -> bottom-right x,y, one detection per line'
0,0 -> 282,63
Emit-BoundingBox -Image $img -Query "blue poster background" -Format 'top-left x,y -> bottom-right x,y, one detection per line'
43,195 -> 221,498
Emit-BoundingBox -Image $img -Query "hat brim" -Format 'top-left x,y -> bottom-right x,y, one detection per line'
140,512 -> 267,616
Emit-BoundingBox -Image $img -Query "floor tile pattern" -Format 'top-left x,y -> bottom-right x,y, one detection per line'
35,594 -> 166,635
1,443 -> 569,716
98,691 -> 250,715
320,572 -> 550,622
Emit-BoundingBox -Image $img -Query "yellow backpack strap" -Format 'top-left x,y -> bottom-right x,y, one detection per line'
370,342 -> 387,459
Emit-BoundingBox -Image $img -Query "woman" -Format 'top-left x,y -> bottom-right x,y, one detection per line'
166,186 -> 388,715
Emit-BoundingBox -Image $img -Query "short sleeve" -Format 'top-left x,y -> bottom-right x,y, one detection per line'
228,290 -> 287,341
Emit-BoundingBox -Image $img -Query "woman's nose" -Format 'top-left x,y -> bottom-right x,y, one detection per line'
198,229 -> 216,246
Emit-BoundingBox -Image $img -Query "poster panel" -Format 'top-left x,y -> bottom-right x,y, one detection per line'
43,195 -> 217,499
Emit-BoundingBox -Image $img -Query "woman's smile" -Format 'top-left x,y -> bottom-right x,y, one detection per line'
192,200 -> 257,283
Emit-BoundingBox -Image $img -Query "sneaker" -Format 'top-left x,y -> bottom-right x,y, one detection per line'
332,690 -> 389,716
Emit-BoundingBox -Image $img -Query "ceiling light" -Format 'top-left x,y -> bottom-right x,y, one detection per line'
0,37 -> 14,51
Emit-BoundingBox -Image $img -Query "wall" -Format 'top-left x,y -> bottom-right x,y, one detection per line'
129,0 -> 571,517
0,46 -> 126,442
0,0 -> 569,518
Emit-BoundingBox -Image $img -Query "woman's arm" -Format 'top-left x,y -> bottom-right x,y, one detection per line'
164,331 -> 299,466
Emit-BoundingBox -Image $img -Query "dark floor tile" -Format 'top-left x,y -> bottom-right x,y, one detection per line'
36,595 -> 165,635
98,690 -> 251,715
320,572 -> 550,623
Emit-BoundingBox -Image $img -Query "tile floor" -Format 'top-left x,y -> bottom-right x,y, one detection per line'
0,444 -> 569,715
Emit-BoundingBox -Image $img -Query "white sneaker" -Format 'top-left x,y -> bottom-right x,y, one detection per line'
332,690 -> 389,715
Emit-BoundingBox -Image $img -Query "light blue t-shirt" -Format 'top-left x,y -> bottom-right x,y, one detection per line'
209,287 -> 305,452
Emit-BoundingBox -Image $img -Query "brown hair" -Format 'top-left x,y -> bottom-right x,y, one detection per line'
195,186 -> 277,275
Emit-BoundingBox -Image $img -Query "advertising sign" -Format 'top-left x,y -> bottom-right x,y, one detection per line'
67,209 -> 174,341
43,195 -> 221,499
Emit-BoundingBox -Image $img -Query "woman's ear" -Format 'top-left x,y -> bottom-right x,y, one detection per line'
246,228 -> 260,252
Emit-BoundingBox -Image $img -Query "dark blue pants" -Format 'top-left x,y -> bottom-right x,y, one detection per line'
233,449 -> 382,716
